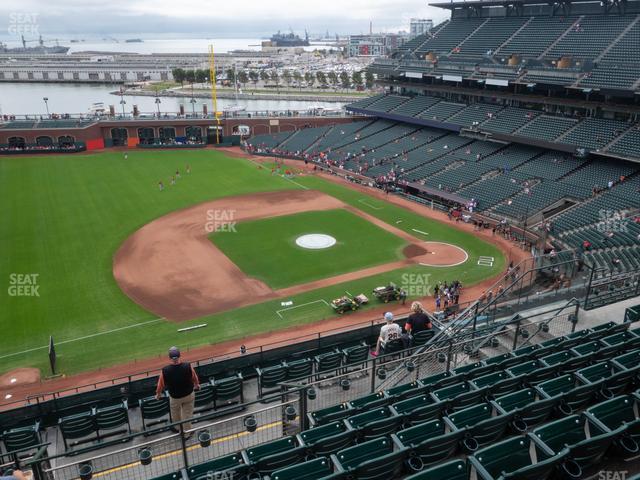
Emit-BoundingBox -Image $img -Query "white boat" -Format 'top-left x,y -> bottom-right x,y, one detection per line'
223,64 -> 246,113
88,102 -> 106,115
223,104 -> 246,113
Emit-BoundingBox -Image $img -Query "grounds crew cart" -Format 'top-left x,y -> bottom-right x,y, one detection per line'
331,294 -> 369,314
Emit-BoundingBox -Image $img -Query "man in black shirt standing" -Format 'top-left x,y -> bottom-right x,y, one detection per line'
156,346 -> 200,433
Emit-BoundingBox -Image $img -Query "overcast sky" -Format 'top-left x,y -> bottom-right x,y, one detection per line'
0,0 -> 449,38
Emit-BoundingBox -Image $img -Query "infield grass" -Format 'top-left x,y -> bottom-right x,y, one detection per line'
211,209 -> 407,288
0,149 -> 505,376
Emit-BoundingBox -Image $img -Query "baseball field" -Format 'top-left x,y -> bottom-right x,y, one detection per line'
1,149 -> 506,378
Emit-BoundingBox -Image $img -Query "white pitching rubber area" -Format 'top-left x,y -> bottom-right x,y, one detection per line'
296,234 -> 337,250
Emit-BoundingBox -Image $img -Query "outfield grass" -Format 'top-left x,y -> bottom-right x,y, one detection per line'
0,150 -> 505,376
212,209 -> 407,288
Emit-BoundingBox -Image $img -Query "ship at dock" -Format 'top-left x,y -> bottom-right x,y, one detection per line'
0,35 -> 69,55
267,30 -> 309,47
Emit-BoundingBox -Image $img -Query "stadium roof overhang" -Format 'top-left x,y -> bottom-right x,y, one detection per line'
429,0 -> 617,9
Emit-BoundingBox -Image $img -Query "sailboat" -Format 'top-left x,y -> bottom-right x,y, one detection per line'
223,63 -> 246,113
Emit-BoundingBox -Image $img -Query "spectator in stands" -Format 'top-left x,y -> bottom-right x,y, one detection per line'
405,302 -> 432,336
372,312 -> 401,357
0,470 -> 26,480
156,346 -> 200,434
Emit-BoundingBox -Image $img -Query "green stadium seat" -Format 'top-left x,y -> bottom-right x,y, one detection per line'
287,358 -> 314,381
575,361 -> 636,397
348,391 -> 389,412
567,340 -> 601,357
381,338 -> 405,358
419,371 -> 459,389
541,336 -> 567,347
309,403 -> 352,427
491,388 -> 557,432
531,415 -> 622,476
298,421 -> 357,456
432,383 -> 488,412
346,407 -> 403,441
272,456 -> 344,480
193,383 -> 215,412
445,403 -> 514,451
385,381 -> 426,401
470,371 -> 521,397
600,331 -> 640,349
186,452 -> 249,480
94,401 -> 130,437
139,396 -> 171,431
1,421 -> 41,453
469,435 -> 567,480
245,436 -> 306,475
149,473 -> 182,480
507,360 -> 557,385
342,345 -> 370,372
212,374 -> 244,408
611,350 -> 640,371
512,345 -> 540,358
565,328 -> 595,341
405,459 -> 469,480
256,364 -> 288,398
591,321 -> 628,336
483,353 -> 520,369
390,395 -> 444,425
58,410 -> 98,450
394,419 -> 448,447
536,374 -> 601,415
585,395 -> 640,458
332,436 -> 407,480
539,350 -> 592,374
399,422 -> 464,468
453,362 -> 494,380
314,352 -> 343,380
412,329 -> 435,347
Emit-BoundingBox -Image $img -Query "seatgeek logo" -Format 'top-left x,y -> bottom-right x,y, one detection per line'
8,273 -> 40,297
8,13 -> 39,36
205,209 -> 237,233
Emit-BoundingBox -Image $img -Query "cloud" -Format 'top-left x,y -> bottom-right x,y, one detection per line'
0,0 -> 449,36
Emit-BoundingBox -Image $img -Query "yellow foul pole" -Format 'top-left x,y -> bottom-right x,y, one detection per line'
209,44 -> 221,144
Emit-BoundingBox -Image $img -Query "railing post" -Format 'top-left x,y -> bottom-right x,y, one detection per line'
512,319 -> 521,351
179,423 -> 189,470
584,265 -> 596,309
445,340 -> 453,372
299,387 -> 309,431
370,357 -> 377,394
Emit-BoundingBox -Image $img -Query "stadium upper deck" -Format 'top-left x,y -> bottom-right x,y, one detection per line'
371,0 -> 640,95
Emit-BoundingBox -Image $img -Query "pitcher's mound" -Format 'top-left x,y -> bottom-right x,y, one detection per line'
0,368 -> 40,388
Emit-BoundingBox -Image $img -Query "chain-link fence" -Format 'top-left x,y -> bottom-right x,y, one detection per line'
37,397 -> 301,480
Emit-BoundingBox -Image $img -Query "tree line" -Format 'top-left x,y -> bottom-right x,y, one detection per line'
171,67 -> 375,90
